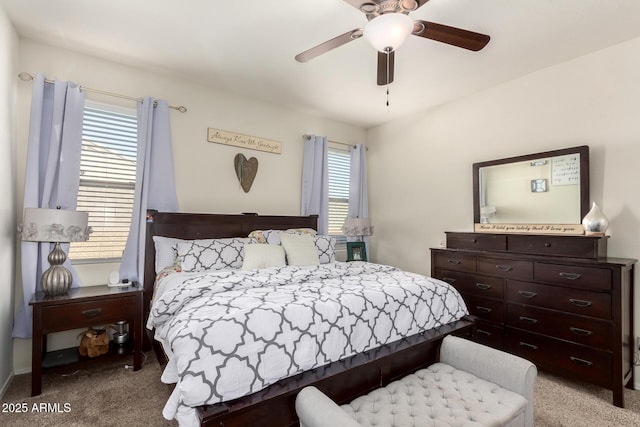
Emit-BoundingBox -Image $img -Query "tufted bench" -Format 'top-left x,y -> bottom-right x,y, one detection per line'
296,335 -> 537,427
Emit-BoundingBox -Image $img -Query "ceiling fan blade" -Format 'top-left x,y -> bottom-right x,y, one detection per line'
412,20 -> 490,51
295,29 -> 363,63
377,50 -> 395,86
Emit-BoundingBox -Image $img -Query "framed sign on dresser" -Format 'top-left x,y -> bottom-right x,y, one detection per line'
431,232 -> 636,407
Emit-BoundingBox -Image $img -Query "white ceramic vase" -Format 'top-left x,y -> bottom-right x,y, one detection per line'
582,202 -> 609,236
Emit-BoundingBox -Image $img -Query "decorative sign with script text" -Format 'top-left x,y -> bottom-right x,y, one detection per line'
207,128 -> 282,154
474,223 -> 584,235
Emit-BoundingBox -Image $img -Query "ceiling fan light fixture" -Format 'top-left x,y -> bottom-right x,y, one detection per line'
363,13 -> 414,52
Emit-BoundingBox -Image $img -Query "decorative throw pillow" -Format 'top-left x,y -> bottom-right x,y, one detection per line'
313,235 -> 336,264
280,233 -> 320,266
242,244 -> 286,270
176,238 -> 249,272
153,236 -> 187,272
247,229 -> 282,245
248,228 -> 318,245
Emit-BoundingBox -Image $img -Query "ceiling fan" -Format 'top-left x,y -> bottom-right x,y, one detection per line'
295,0 -> 490,86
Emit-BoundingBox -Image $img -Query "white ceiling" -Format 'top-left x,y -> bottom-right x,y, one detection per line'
3,0 -> 640,129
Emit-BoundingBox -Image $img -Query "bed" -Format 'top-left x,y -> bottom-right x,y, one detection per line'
143,210 -> 475,427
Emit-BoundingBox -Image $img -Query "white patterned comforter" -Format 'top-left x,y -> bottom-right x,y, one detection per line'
147,261 -> 468,426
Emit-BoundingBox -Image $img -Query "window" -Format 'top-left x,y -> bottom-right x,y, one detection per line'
327,145 -> 351,245
68,103 -> 137,261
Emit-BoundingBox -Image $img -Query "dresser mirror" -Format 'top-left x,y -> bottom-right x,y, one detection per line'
473,146 -> 589,225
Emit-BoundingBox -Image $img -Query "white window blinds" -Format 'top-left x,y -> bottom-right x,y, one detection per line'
68,104 -> 137,261
328,146 -> 351,244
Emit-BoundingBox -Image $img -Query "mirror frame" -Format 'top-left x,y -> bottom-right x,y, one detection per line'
472,145 -> 590,224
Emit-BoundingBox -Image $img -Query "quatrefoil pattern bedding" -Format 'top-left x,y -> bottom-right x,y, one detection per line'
147,262 -> 468,425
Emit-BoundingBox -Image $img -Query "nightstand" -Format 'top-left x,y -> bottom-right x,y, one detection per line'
29,283 -> 143,396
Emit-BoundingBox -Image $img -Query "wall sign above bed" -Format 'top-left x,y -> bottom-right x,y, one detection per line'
208,127 -> 282,154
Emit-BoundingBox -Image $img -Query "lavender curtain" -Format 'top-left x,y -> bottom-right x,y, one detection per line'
119,98 -> 179,285
13,74 -> 85,338
300,135 -> 329,234
347,144 -> 370,253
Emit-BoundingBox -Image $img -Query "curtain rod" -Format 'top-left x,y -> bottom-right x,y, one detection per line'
303,134 -> 368,151
18,72 -> 187,113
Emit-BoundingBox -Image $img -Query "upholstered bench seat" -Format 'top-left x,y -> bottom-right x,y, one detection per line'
341,363 -> 526,426
296,335 -> 537,427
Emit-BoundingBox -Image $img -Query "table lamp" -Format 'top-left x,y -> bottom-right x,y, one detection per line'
20,207 -> 90,296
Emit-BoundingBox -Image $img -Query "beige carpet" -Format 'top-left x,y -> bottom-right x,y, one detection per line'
1,353 -> 640,426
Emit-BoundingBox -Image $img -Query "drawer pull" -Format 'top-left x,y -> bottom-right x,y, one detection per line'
544,242 -> 552,247
476,306 -> 492,314
496,264 -> 513,272
560,272 -> 582,280
470,239 -> 477,243
569,327 -> 593,336
519,316 -> 538,324
81,308 -> 103,317
447,259 -> 462,265
570,356 -> 593,367
475,283 -> 492,290
519,342 -> 538,350
477,329 -> 491,337
518,290 -> 538,298
442,277 -> 456,285
569,298 -> 592,307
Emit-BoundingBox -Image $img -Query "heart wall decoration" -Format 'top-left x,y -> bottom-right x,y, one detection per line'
234,153 -> 258,193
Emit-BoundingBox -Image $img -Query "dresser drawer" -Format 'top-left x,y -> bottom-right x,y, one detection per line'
461,294 -> 504,324
477,257 -> 533,280
435,270 -> 504,299
506,304 -> 612,349
41,297 -> 135,333
446,233 -> 506,251
507,280 -> 611,319
473,320 -> 504,350
433,252 -> 476,273
505,330 -> 612,388
534,263 -> 612,291
508,235 -> 602,259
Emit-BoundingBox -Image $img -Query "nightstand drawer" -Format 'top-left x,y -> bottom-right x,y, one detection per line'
41,297 -> 135,332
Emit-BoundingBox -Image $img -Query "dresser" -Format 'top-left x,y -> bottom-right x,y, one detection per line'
430,231 -> 636,407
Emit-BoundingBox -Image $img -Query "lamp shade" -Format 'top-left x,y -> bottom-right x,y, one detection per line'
342,218 -> 374,237
21,208 -> 90,243
363,13 -> 414,52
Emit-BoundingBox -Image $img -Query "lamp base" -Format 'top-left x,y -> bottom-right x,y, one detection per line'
41,242 -> 72,296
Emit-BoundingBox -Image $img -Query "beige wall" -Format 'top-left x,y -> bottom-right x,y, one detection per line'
367,36 -> 640,387
11,39 -> 365,373
0,6 -> 18,395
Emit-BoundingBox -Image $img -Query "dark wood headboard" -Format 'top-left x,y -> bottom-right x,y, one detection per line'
143,210 -> 318,315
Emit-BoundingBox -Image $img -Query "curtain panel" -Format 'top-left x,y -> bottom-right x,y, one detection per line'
300,135 -> 329,234
119,98 -> 179,285
13,74 -> 86,338
347,144 -> 370,252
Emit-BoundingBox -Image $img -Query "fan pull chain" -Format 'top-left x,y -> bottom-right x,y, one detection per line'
386,48 -> 391,107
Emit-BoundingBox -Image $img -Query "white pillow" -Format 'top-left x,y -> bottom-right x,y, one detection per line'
242,244 -> 286,270
280,233 -> 320,266
153,236 -> 186,272
176,238 -> 249,272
